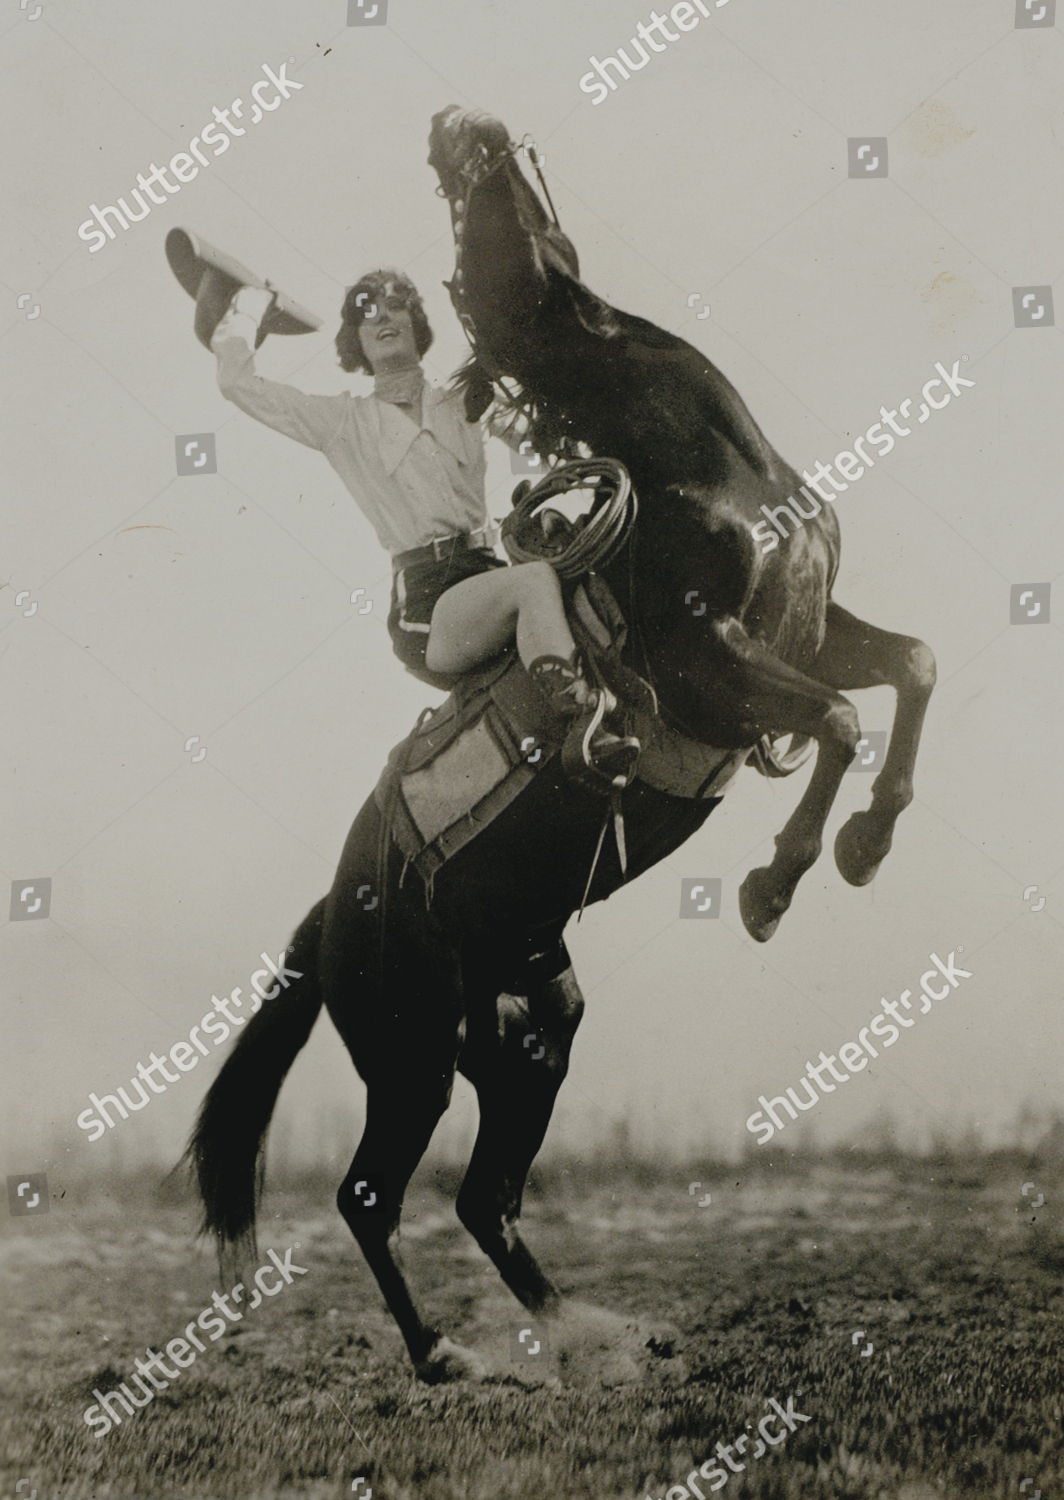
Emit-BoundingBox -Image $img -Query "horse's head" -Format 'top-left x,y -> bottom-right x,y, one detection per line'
428,105 -> 594,443
428,106 -> 580,280
426,105 -> 773,487
427,106 -> 513,205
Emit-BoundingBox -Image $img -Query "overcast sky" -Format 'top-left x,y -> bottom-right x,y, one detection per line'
3,0 -> 1063,1185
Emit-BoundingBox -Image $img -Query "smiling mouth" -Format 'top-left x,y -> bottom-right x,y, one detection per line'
378,328 -> 399,340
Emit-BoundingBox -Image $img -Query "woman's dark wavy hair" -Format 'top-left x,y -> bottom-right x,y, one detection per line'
335,269 -> 434,375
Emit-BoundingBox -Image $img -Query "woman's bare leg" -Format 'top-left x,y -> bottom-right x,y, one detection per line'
424,560 -> 575,677
424,559 -> 639,792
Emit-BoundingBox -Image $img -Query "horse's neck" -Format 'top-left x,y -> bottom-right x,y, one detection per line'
469,171 -> 548,329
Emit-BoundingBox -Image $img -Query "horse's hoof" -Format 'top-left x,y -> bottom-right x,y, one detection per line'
414,1336 -> 490,1384
739,866 -> 787,942
834,812 -> 891,887
539,1301 -> 681,1386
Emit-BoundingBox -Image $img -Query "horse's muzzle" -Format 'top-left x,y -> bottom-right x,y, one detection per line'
430,105 -> 509,158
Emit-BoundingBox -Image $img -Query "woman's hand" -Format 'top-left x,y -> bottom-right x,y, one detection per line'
210,285 -> 277,351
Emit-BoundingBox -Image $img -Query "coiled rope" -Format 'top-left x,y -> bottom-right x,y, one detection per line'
500,458 -> 637,579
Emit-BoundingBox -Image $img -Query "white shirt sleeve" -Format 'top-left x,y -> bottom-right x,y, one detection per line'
214,334 -> 348,452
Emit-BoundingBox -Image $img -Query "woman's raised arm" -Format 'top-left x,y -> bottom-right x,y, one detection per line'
212,286 -> 347,451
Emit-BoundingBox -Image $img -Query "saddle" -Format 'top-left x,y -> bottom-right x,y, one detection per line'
374,570 -> 747,890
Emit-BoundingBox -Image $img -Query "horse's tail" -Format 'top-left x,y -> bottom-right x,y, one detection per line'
184,898 -> 326,1258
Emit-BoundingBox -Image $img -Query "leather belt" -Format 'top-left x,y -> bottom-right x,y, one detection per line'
392,525 -> 498,572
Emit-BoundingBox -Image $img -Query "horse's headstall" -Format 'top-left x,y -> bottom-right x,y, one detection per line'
435,136 -> 547,205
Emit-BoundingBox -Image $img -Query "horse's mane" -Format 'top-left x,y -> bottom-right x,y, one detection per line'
446,140 -> 704,459
451,272 -> 775,483
448,278 -> 690,461
450,352 -> 595,462
448,354 -> 563,457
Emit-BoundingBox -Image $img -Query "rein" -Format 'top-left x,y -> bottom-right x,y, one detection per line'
438,134 -> 561,424
519,137 -> 561,230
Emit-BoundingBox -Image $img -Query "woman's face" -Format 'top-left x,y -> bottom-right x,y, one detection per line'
356,281 -> 420,371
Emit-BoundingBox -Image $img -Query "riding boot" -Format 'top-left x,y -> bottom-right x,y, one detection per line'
527,653 -> 640,794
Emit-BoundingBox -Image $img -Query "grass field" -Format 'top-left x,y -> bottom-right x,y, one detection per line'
2,1154 -> 1062,1500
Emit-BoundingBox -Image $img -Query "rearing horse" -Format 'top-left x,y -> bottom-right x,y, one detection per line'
188,105 -> 935,1383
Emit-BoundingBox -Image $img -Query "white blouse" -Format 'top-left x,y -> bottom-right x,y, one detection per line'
214,333 -> 491,557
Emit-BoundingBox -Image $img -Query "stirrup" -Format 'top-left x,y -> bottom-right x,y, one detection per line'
559,688 -> 640,795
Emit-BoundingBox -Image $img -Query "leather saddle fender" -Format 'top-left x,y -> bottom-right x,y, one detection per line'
374,570 -> 748,891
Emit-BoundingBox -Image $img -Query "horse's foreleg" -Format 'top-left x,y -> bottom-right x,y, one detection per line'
709,619 -> 861,940
811,602 -> 936,887
456,955 -> 584,1314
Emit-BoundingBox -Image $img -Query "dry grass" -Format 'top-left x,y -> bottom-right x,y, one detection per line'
1,1155 -> 1062,1499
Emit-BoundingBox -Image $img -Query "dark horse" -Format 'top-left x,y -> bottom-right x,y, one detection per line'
189,106 -> 935,1383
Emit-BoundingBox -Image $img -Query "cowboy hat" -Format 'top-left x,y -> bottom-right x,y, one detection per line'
165,227 -> 322,349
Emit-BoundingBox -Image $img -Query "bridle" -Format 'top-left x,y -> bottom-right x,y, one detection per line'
435,129 -> 560,400
434,130 -> 559,226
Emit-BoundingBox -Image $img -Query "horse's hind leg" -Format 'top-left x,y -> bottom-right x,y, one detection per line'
811,602 -> 936,887
338,1068 -> 485,1383
333,935 -> 483,1383
458,948 -> 681,1385
456,948 -> 584,1315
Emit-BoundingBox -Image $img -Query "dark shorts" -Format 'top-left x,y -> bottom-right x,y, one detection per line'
388,547 -> 507,690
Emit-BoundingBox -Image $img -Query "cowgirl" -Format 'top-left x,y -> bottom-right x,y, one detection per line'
211,269 -> 636,786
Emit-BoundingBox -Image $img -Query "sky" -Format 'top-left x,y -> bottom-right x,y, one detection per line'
3,0 -> 1063,1187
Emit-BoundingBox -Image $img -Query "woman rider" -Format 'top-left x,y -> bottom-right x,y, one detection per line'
210,269 -> 636,787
